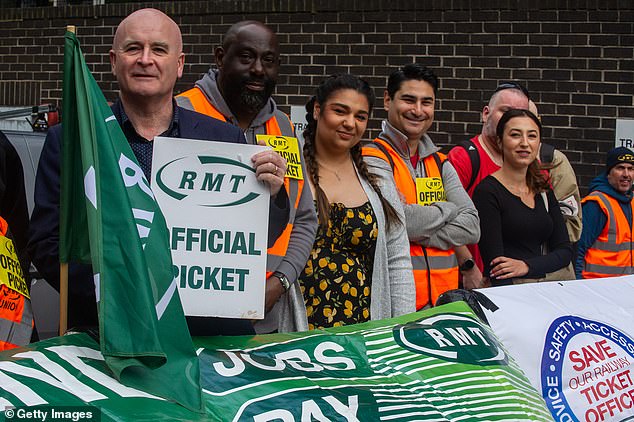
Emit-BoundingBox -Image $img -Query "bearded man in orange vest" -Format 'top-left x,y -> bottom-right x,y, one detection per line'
363,64 -> 480,310
577,147 -> 634,279
177,21 -> 317,333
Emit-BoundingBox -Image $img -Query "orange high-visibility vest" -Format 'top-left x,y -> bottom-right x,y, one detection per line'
581,191 -> 634,279
0,216 -> 33,351
177,87 -> 303,277
363,139 -> 458,309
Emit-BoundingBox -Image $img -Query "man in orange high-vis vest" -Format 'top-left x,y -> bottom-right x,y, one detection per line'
577,147 -> 634,279
0,216 -> 34,351
363,64 -> 479,310
177,21 -> 317,333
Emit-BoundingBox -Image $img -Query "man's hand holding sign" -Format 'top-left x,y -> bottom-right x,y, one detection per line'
252,147 -> 287,198
152,137 -> 288,320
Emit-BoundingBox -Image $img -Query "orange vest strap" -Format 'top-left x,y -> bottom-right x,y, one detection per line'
371,138 -> 418,204
361,145 -> 389,162
265,115 -> 282,136
177,87 -> 227,121
422,152 -> 446,178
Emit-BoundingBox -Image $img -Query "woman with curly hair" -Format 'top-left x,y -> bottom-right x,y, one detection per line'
278,74 -> 414,331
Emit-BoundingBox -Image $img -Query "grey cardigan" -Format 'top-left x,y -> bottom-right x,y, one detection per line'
277,160 -> 416,332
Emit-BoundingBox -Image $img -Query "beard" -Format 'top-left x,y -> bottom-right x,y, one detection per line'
240,78 -> 276,113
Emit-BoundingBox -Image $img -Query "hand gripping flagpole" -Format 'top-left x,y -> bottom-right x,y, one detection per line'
59,24 -> 75,336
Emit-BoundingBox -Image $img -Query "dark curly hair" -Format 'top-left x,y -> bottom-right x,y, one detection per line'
303,73 -> 400,229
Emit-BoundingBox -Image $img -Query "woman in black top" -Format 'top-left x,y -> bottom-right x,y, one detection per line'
473,109 -> 572,286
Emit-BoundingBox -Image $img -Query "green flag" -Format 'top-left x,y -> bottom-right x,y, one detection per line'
59,30 -> 202,412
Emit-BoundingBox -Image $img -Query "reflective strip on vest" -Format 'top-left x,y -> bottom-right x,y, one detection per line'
177,89 -> 305,277
411,254 -> 458,271
582,191 -> 634,278
0,296 -> 33,350
410,255 -> 428,271
591,242 -> 632,252
363,140 -> 458,309
583,262 -> 633,276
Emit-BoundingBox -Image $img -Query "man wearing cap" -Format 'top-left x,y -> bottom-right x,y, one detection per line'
576,147 -> 634,279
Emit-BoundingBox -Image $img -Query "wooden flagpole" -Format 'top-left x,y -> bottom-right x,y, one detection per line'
59,24 -> 76,336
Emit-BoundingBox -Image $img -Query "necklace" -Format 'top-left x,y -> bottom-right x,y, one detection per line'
495,173 -> 530,196
318,162 -> 342,181
318,158 -> 352,182
507,185 -> 530,196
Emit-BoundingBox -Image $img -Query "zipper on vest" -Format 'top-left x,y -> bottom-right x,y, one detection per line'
421,247 -> 432,311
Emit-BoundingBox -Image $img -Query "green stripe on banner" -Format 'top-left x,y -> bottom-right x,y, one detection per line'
0,302 -> 552,421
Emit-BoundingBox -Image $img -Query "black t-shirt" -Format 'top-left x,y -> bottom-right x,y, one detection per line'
473,175 -> 572,285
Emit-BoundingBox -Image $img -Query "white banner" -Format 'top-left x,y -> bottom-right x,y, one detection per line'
480,276 -> 634,422
151,137 -> 269,319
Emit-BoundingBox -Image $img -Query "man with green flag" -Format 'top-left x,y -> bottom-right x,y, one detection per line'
27,8 -> 288,410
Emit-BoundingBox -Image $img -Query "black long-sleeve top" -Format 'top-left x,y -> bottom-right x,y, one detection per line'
473,175 -> 572,286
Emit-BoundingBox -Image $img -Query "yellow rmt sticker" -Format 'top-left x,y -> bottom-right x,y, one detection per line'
257,134 -> 304,180
416,177 -> 447,206
0,236 -> 29,299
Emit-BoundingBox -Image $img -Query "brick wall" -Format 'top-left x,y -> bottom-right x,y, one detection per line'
1,1 -> 632,192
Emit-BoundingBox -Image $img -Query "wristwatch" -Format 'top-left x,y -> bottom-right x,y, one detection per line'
459,258 -> 475,272
273,271 -> 290,292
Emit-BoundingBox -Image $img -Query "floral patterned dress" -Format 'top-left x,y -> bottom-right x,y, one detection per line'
299,201 -> 378,329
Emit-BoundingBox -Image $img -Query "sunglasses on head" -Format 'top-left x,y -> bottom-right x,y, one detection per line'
494,82 -> 530,99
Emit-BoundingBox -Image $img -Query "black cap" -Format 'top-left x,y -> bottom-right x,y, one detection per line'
606,147 -> 634,173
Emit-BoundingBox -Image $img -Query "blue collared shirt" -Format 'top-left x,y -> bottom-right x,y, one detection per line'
112,100 -> 180,182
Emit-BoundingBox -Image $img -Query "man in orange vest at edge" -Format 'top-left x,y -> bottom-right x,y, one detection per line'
0,216 -> 33,350
577,147 -> 634,279
0,130 -> 34,349
177,21 -> 317,333
363,64 -> 479,310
